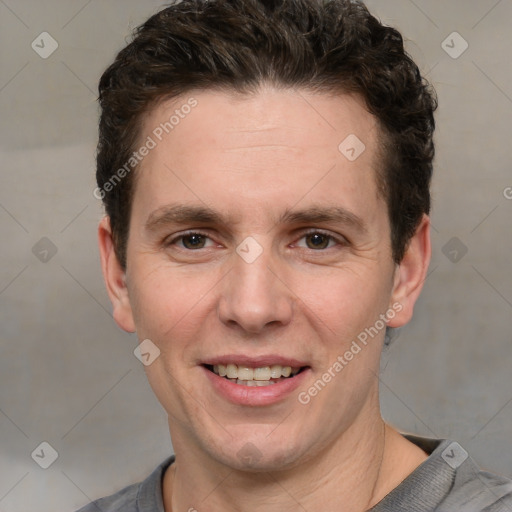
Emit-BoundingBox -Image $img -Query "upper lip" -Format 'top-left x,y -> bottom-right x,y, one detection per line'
202,355 -> 309,368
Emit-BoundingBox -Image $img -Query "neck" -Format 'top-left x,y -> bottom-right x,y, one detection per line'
162,414 -> 418,512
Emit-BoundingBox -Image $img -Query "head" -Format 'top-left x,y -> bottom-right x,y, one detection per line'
97,0 -> 436,471
96,0 -> 436,270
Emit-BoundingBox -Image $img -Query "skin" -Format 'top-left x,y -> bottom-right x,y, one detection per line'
99,85 -> 431,511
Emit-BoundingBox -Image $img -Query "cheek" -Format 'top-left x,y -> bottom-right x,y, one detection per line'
290,267 -> 390,342
127,260 -> 218,342
127,262 -> 217,411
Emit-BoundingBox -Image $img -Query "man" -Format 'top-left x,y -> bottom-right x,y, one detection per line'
80,0 -> 512,510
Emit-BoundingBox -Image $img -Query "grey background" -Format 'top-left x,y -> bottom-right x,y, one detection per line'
0,0 -> 511,510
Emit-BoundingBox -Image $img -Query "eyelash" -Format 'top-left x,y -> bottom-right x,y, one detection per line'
165,229 -> 347,251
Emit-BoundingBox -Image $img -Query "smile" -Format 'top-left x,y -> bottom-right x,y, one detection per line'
206,363 -> 303,386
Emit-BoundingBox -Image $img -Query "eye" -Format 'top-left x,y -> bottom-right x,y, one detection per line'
295,230 -> 343,250
167,231 -> 215,250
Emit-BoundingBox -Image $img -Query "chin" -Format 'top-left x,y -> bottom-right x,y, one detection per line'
207,434 -> 309,473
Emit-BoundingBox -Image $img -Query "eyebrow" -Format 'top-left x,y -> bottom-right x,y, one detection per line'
278,206 -> 367,234
145,205 -> 227,231
145,204 -> 368,235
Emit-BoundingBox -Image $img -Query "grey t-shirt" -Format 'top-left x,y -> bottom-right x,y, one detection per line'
76,435 -> 512,512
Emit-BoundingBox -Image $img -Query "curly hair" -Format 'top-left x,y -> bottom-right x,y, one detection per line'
96,0 -> 437,269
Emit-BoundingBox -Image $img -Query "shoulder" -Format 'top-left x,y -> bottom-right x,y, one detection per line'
438,457 -> 512,512
75,482 -> 139,512
406,436 -> 512,512
371,435 -> 512,512
74,455 -> 175,512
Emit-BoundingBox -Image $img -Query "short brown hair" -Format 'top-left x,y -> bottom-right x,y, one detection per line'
96,0 -> 437,269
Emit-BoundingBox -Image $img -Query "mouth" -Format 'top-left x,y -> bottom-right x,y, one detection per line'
203,363 -> 308,387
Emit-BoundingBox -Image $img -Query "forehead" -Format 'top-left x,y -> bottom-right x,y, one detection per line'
133,86 -> 383,228
143,85 -> 378,154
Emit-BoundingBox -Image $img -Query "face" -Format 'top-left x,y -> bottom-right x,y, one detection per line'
100,85 -> 429,471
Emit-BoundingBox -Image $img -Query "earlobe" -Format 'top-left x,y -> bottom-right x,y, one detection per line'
97,216 -> 136,333
387,214 -> 431,328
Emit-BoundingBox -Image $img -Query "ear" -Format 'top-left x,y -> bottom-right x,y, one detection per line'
98,216 -> 136,333
387,214 -> 431,328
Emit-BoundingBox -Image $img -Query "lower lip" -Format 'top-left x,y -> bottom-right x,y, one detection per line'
202,366 -> 310,406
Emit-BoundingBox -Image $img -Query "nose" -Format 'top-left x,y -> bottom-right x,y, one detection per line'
217,248 -> 294,334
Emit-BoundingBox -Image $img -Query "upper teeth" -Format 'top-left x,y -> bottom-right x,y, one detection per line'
212,364 -> 300,381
